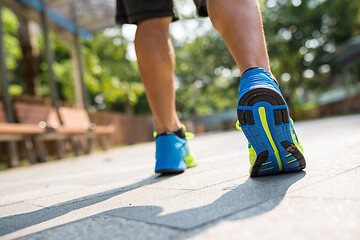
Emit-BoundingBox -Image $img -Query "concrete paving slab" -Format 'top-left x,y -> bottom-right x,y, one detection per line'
187,197 -> 360,240
108,172 -> 306,229
0,114 -> 359,240
17,215 -> 182,240
186,131 -> 247,161
0,202 -> 42,218
0,183 -> 188,239
0,184 -> 85,206
146,161 -> 247,190
27,175 -> 190,208
288,167 -> 360,200
24,175 -> 154,207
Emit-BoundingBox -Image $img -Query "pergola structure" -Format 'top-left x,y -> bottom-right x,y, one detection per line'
324,36 -> 360,84
318,36 -> 360,107
323,36 -> 360,67
0,0 -> 117,165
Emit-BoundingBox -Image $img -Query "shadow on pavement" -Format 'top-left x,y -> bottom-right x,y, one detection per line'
8,171 -> 306,239
0,173 -> 175,236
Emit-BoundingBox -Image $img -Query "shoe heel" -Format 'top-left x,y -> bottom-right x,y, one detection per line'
238,87 -> 305,176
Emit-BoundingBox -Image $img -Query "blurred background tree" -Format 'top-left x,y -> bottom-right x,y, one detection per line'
174,31 -> 238,117
2,0 -> 360,117
263,0 -> 360,109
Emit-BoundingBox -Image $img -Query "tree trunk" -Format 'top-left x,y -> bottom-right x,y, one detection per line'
18,16 -> 39,96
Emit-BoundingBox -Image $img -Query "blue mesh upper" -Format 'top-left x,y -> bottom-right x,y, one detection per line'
238,68 -> 281,104
155,134 -> 187,171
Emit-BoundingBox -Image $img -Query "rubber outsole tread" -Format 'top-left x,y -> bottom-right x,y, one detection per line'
244,111 -> 255,125
238,110 -> 246,125
250,151 -> 269,177
281,141 -> 306,169
155,169 -> 185,174
238,88 -> 305,177
238,88 -> 285,106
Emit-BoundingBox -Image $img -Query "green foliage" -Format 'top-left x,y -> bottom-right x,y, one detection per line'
53,59 -> 74,101
262,0 -> 360,109
173,0 -> 360,116
174,30 -> 238,117
2,0 -> 360,116
2,8 -> 22,94
2,8 -> 20,69
82,32 -> 148,114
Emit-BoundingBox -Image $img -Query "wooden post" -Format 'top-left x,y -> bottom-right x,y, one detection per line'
24,136 -> 37,164
0,3 -> 19,167
69,2 -> 84,109
70,5 -> 92,115
40,0 -> 62,123
71,5 -> 95,153
33,136 -> 49,162
74,34 -> 97,152
40,1 -> 65,158
18,16 -> 40,96
70,45 -> 84,109
75,33 -> 91,111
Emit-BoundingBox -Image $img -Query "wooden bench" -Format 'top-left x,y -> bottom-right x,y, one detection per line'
14,103 -> 114,156
58,107 -> 115,151
0,102 -> 46,164
13,102 -> 84,158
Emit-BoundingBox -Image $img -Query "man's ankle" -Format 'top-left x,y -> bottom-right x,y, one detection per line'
158,127 -> 186,139
156,122 -> 182,135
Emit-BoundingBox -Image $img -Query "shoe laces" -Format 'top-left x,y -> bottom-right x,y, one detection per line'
153,124 -> 195,139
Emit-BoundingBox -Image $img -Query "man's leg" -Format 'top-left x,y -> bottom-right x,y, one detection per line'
207,0 -> 271,76
134,17 -> 181,133
134,17 -> 196,173
206,0 -> 306,176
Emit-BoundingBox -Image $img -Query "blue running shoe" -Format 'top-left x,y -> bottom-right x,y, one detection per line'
237,68 -> 306,177
154,126 -> 197,174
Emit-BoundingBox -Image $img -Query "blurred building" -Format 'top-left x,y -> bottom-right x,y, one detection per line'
318,36 -> 360,116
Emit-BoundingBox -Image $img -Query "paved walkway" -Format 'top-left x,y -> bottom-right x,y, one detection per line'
0,114 -> 360,240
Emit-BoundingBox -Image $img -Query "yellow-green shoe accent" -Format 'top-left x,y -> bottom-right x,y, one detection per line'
290,118 -> 304,153
182,124 -> 197,168
258,107 -> 283,171
185,151 -> 197,168
248,142 -> 257,174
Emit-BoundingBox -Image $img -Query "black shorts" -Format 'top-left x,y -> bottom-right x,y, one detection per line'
116,0 -> 208,24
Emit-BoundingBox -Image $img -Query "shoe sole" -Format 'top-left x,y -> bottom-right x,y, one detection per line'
155,169 -> 185,174
237,88 -> 306,177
